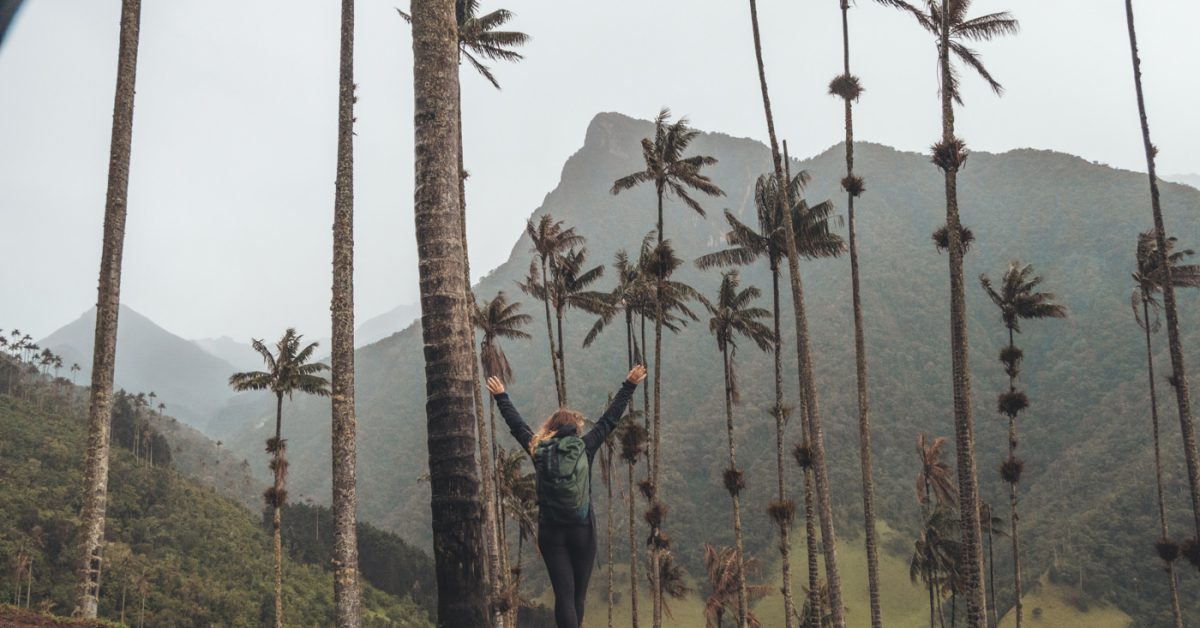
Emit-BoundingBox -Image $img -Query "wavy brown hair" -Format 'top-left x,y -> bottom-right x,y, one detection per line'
529,409 -> 586,455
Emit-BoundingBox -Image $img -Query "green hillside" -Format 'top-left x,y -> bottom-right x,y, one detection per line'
217,112 -> 1200,626
0,368 -> 431,626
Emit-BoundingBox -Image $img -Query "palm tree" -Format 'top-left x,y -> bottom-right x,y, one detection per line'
229,329 -> 330,628
330,1 -> 361,623
619,420 -> 649,627
522,215 -> 585,405
547,247 -> 607,403
1124,0 -> 1200,550
701,271 -> 775,626
1132,231 -> 1199,628
611,110 -> 721,626
703,544 -> 773,628
744,1 -> 846,623
829,1 -> 879,623
979,261 -> 1065,628
917,434 -> 959,514
875,3 -> 1018,622
410,2 -> 490,623
911,506 -> 963,628
70,362 -> 80,385
494,445 -> 534,625
696,170 -> 842,626
73,0 -> 142,618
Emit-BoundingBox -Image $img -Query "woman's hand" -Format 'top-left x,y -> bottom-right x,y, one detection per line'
486,376 -> 506,396
626,364 -> 647,385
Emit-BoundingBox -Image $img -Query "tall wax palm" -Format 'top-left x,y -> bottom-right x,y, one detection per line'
475,289 -> 532,617
745,1 -> 846,623
228,329 -> 330,628
410,2 -> 490,622
329,0 -> 362,624
911,506 -> 963,628
1132,232 -> 1199,628
1124,0 -> 1200,549
495,445 -> 535,626
829,0 -> 881,623
618,420 -> 649,627
917,434 -> 959,514
73,0 -> 142,618
701,270 -> 775,627
703,543 -> 773,628
611,110 -> 722,627
696,170 -> 842,627
876,3 -> 1018,622
979,261 -> 1065,628
547,247 -> 607,403
522,215 -> 585,405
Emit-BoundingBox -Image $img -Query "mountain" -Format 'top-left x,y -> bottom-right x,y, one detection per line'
1166,172 -> 1200,191
39,305 -> 237,434
216,112 -> 1200,626
191,335 -> 263,372
355,302 -> 421,347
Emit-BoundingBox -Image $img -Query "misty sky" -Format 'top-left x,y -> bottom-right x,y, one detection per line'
1,0 -> 1197,342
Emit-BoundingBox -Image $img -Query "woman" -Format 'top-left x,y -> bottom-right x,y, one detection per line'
486,364 -> 647,628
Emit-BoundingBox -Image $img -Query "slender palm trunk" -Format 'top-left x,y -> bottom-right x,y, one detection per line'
272,393 -> 285,628
1142,299 -> 1185,628
837,3 -> 881,626
74,0 -> 141,618
607,447 -> 615,628
722,347 -> 750,627
1004,329 -> 1022,628
770,267 -> 797,628
928,576 -> 936,628
627,460 -> 640,628
330,2 -> 362,624
745,3 -> 845,624
411,1 -> 489,623
986,509 -> 998,628
936,2 -> 988,623
1125,0 -> 1200,540
556,305 -> 568,405
649,188 -> 667,627
540,257 -> 564,406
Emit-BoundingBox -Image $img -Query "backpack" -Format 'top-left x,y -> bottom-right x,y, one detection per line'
533,435 -> 590,524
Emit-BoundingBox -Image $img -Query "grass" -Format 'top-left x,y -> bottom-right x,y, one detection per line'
998,576 -> 1131,628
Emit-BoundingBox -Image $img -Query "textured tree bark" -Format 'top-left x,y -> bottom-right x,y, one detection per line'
722,347 -> 749,627
837,2 -> 882,626
937,1 -> 988,624
628,462 -> 640,628
272,393 -> 285,628
745,3 -> 846,622
769,267 -> 797,628
1125,0 -> 1200,540
411,1 -> 489,624
1005,331 -> 1022,628
74,0 -> 141,618
330,0 -> 362,623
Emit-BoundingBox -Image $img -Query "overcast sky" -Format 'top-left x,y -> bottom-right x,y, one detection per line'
2,0 -> 1197,342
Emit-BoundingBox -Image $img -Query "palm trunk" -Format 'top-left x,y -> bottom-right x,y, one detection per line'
722,346 -> 750,627
649,186 -> 667,627
770,266 -> 797,628
1005,329 -> 1022,628
986,508 -> 998,628
272,393 -> 285,628
1125,0 -> 1200,540
607,447 -> 615,628
937,2 -> 988,624
541,257 -> 564,407
411,1 -> 489,623
837,3 -> 881,626
745,3 -> 845,624
330,1 -> 362,624
556,305 -> 568,405
628,461 -> 640,628
1142,299 -> 1185,628
73,0 -> 141,618
928,576 -> 936,628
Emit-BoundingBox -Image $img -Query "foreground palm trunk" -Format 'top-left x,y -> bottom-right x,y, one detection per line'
832,2 -> 881,626
744,2 -> 845,625
1124,0 -> 1200,540
411,1 -> 489,624
935,2 -> 988,623
74,0 -> 141,618
270,395 -> 287,628
330,0 -> 362,623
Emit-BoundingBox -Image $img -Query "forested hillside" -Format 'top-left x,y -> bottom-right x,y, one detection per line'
216,112 -> 1200,625
0,357 -> 433,626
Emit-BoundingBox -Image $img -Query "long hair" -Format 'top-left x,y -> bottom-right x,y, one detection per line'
528,409 -> 585,455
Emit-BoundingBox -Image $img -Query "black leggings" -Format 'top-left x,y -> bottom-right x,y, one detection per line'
537,523 -> 597,628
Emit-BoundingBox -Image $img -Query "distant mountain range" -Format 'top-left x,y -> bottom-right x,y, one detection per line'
212,111 -> 1200,625
1166,172 -> 1200,190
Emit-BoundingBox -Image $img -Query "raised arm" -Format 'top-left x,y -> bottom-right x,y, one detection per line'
487,376 -> 534,452
584,365 -> 647,454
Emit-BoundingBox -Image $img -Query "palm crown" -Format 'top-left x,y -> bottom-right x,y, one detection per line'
475,291 -> 532,383
1132,231 -> 1200,332
876,0 -> 1019,103
979,261 -> 1067,333
398,0 -> 530,89
700,271 -> 774,361
228,328 -> 330,400
696,171 -> 844,272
